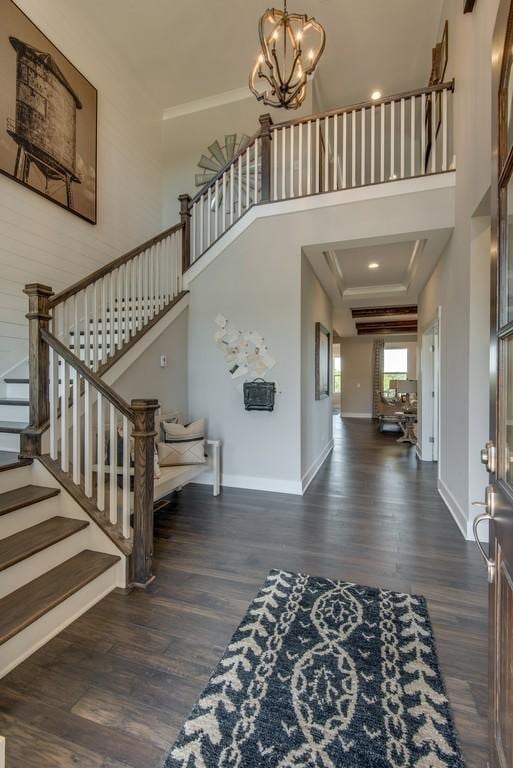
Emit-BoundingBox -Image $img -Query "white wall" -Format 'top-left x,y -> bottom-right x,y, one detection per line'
113,308 -> 188,419
187,217 -> 302,494
300,254 -> 333,485
0,0 -> 164,378
418,0 -> 498,538
161,93 -> 312,225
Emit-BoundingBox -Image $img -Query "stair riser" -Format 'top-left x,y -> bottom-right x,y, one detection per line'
0,404 -> 29,422
0,433 -> 20,453
5,382 -> 29,399
0,495 -> 64,538
0,464 -> 35,494
0,527 -> 90,599
0,565 -> 122,678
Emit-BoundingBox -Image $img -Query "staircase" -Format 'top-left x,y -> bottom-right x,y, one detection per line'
0,79 -> 455,678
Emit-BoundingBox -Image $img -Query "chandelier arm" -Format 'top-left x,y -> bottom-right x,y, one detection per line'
258,70 -> 279,93
284,48 -> 303,88
270,46 -> 286,93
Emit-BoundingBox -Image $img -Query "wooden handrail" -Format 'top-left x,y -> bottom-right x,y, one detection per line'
49,222 -> 184,309
270,80 -> 456,131
41,328 -> 135,422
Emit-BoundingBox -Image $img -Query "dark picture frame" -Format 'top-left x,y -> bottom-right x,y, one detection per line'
315,322 -> 330,400
0,0 -> 97,223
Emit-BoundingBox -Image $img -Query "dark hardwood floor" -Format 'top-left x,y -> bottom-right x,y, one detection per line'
0,418 -> 487,767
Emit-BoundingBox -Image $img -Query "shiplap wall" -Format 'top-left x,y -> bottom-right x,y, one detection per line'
0,0 -> 164,378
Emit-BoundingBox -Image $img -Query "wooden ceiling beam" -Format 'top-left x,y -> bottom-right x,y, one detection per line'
356,320 -> 418,335
351,305 -> 417,318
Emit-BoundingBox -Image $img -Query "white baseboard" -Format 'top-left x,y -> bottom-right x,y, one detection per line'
194,471 -> 303,495
340,412 -> 372,419
437,478 -> 471,540
301,439 -> 334,494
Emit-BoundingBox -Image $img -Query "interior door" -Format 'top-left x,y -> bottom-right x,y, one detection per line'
480,2 -> 513,764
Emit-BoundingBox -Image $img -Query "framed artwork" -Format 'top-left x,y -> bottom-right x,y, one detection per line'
315,322 -> 330,400
0,0 -> 97,223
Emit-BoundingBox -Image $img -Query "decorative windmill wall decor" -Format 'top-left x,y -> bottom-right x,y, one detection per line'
195,134 -> 261,214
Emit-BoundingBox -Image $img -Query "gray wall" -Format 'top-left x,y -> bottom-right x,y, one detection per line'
300,254 -> 333,479
114,308 -> 188,418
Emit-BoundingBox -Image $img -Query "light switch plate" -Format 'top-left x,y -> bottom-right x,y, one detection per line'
160,355 -> 167,368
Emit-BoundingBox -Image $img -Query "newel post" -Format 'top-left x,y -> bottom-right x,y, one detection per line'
21,283 -> 54,457
258,113 -> 274,202
178,193 -> 192,273
130,398 -> 159,587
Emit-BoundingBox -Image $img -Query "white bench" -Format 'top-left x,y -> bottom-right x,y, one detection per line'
155,439 -> 221,499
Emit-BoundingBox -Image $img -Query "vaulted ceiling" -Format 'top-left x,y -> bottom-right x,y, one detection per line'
74,0 -> 444,112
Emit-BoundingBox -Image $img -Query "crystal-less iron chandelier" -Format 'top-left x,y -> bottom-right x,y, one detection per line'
249,1 -> 326,110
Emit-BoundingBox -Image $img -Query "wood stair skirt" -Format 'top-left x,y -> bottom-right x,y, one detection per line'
0,474 -> 122,678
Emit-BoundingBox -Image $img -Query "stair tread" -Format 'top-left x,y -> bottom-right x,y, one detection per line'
0,452 -> 32,473
0,399 -> 29,406
0,421 -> 27,434
0,550 -> 120,645
3,378 -> 28,384
0,484 -> 60,516
0,516 -> 89,571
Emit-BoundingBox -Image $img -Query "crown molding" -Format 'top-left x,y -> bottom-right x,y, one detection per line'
162,86 -> 251,121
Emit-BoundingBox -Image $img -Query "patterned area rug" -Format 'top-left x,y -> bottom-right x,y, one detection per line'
165,570 -> 464,767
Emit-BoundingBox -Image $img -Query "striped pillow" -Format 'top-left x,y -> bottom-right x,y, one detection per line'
162,418 -> 205,443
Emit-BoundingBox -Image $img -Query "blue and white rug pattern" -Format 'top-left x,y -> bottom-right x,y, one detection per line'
165,569 -> 464,767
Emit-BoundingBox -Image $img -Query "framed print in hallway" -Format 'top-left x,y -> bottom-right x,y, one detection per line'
0,0 -> 97,223
315,322 -> 330,400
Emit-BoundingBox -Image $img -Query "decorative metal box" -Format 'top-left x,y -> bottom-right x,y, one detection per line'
243,379 -> 276,411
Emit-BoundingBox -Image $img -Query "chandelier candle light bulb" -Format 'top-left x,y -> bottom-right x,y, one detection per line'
249,1 -> 326,109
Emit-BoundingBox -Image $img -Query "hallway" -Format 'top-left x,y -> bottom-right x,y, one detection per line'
0,417 -> 487,767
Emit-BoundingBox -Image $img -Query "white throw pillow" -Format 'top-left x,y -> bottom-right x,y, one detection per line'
158,439 -> 206,466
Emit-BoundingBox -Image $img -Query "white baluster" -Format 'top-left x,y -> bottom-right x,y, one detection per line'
108,272 -> 115,355
60,360 -> 69,472
49,347 -> 58,460
101,276 -> 108,362
281,126 -> 286,199
132,256 -> 138,329
431,90 -> 437,173
380,103 -> 385,182
333,115 -> 338,190
290,124 -> 295,198
400,98 -> 405,179
207,186 -> 212,247
442,88 -> 448,172
92,281 -> 98,371
117,266 -> 123,345
238,154 -> 242,219
361,108 -> 366,185
254,139 -> 259,202
73,292 -> 79,358
315,118 -> 320,193
215,179 -> 219,240
351,111 -> 356,187
371,106 -> 375,184
324,116 -> 329,192
342,113 -> 347,189
97,392 -> 105,512
390,101 -> 395,179
410,96 -> 416,176
299,122 -> 303,196
84,379 -> 92,498
109,403 -> 117,524
246,148 -> 250,209
273,128 -> 278,200
200,195 -> 204,254
192,203 -> 197,261
421,93 -> 426,175
307,119 -> 312,194
229,165 -> 234,226
122,415 -> 130,538
222,174 -> 227,234
72,367 -> 80,485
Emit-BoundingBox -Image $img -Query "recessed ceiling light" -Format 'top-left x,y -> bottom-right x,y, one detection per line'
371,90 -> 382,101
368,262 -> 379,269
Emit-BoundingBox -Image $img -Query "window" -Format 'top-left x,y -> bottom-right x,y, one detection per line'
333,344 -> 341,393
383,347 -> 408,392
